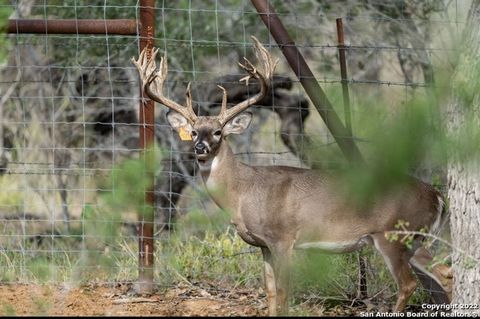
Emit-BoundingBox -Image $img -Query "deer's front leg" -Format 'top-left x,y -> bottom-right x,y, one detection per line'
262,247 -> 277,316
272,245 -> 292,316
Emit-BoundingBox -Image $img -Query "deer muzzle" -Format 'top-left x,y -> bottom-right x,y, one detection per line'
194,142 -> 209,155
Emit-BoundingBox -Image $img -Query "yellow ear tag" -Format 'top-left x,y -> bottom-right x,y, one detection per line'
178,126 -> 192,141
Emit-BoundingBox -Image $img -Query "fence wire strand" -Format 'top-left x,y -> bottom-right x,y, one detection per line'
0,0 -> 461,311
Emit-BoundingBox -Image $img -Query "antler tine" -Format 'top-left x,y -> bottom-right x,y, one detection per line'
185,82 -> 198,120
219,36 -> 278,125
131,47 -> 197,124
217,85 -> 228,116
131,47 -> 157,89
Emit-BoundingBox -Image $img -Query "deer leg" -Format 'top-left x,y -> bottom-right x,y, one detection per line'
261,247 -> 277,316
275,261 -> 290,315
271,245 -> 292,316
409,247 -> 452,303
371,233 -> 417,312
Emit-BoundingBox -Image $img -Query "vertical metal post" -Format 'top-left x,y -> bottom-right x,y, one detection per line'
336,17 -> 368,300
336,18 -> 352,136
250,0 -> 363,164
357,252 -> 368,300
137,0 -> 155,294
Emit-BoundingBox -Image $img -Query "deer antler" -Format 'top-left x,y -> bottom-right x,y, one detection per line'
131,48 -> 197,124
131,36 -> 277,126
217,36 -> 279,125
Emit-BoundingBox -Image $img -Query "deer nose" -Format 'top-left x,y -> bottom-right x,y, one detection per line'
195,142 -> 207,153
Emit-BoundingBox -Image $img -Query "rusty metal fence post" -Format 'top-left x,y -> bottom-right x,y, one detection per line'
6,0 -> 156,294
6,19 -> 137,35
336,18 -> 352,136
335,18 -> 368,300
250,0 -> 364,165
137,0 -> 156,294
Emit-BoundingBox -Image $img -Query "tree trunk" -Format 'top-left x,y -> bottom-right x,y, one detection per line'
448,158 -> 480,305
447,0 -> 480,309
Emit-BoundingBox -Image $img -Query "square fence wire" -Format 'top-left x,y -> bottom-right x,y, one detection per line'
0,0 -> 462,315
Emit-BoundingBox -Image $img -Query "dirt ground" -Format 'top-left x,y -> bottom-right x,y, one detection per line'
1,282 -> 405,316
0,282 -> 268,316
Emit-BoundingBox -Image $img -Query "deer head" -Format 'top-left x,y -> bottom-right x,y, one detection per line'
131,36 -> 278,163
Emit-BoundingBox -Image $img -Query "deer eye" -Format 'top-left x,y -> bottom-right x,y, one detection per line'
191,130 -> 198,137
213,130 -> 222,137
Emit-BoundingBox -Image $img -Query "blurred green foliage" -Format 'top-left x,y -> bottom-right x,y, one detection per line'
101,146 -> 161,217
2,304 -> 15,316
343,95 -> 442,205
32,295 -> 51,316
87,145 -> 162,227
73,146 -> 161,281
312,30 -> 480,207
448,40 -> 480,164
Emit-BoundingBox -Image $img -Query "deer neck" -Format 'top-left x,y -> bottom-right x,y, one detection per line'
197,140 -> 241,210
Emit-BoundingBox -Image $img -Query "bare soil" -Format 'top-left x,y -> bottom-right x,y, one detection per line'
0,283 -> 266,316
1,282 -> 413,316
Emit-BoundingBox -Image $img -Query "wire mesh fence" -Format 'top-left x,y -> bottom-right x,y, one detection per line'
0,0 -> 463,315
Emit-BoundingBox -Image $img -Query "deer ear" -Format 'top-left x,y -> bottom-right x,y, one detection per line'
223,112 -> 252,136
166,111 -> 192,133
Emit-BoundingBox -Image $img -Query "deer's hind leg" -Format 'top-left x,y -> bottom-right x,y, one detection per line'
409,246 -> 452,303
371,233 -> 417,312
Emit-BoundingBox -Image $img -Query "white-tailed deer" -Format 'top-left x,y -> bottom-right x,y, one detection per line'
132,37 -> 452,316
